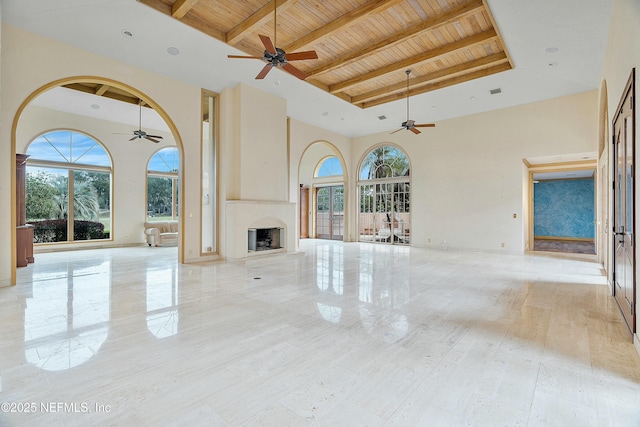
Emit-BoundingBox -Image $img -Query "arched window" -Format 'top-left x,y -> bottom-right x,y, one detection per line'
147,147 -> 179,221
358,145 -> 411,245
359,145 -> 409,180
315,156 -> 343,177
26,130 -> 112,243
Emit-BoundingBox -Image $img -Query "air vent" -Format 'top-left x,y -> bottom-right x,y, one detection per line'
378,115 -> 387,120
489,88 -> 502,95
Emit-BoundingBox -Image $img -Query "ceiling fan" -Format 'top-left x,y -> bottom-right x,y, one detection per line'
227,1 -> 318,80
391,70 -> 436,135
117,100 -> 163,143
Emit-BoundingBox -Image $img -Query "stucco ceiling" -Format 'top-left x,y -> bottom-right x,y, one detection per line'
2,0 -> 612,137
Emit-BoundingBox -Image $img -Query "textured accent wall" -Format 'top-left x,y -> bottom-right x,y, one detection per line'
534,178 -> 595,239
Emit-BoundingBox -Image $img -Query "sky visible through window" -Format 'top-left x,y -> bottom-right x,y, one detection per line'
316,156 -> 343,177
27,130 -> 110,167
148,147 -> 179,173
359,146 -> 409,180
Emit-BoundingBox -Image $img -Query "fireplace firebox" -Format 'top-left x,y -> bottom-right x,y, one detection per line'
248,227 -> 283,252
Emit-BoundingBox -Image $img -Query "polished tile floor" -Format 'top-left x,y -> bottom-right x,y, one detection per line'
1,240 -> 639,426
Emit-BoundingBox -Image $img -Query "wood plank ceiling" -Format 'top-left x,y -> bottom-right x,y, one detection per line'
137,0 -> 513,108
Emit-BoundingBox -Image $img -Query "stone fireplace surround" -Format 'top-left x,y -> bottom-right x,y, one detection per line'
225,200 -> 296,259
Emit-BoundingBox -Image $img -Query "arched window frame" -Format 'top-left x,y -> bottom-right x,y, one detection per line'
357,144 -> 411,246
25,129 -> 113,243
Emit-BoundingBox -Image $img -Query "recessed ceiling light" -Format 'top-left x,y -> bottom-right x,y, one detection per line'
470,96 -> 476,101
274,80 -> 281,86
90,104 -> 100,110
545,47 -> 559,53
121,29 -> 133,38
167,46 -> 180,56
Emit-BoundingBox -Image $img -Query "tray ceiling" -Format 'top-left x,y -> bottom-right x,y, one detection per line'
138,0 -> 513,108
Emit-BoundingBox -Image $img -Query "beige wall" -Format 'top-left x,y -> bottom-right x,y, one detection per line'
601,0 -> 640,349
237,84 -> 288,202
352,90 -> 598,252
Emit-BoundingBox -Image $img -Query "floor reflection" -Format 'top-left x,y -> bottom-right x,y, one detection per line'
315,244 -> 343,295
24,259 -> 111,371
146,267 -> 180,338
311,241 -> 412,343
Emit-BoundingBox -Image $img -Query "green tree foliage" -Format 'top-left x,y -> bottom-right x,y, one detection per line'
51,176 -> 100,221
75,171 -> 110,210
148,176 -> 174,216
26,172 -> 58,220
359,147 -> 410,213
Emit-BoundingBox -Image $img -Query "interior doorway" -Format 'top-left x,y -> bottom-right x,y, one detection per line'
532,170 -> 596,255
526,158 -> 598,254
612,69 -> 636,335
316,185 -> 344,240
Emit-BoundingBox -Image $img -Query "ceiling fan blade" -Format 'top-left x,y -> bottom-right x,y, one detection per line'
283,63 -> 308,80
259,34 -> 276,54
228,55 -> 263,59
145,136 -> 161,143
285,50 -> 318,61
414,123 -> 436,128
129,136 -> 138,141
410,127 -> 421,135
146,135 -> 164,139
390,128 -> 404,134
256,64 -> 273,79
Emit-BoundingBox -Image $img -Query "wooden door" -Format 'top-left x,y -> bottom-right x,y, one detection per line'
300,186 -> 309,238
612,69 -> 636,334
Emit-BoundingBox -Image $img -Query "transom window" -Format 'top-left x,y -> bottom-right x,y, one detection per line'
26,130 -> 112,243
359,146 -> 409,180
315,156 -> 343,177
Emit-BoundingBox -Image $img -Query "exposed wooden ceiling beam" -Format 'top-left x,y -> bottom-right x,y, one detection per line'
361,62 -> 512,108
282,0 -> 405,53
137,0 -> 226,41
226,0 -> 298,45
171,0 -> 200,19
307,0 -> 484,78
329,28 -> 498,94
352,52 -> 508,104
94,84 -> 110,96
63,83 -> 145,107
